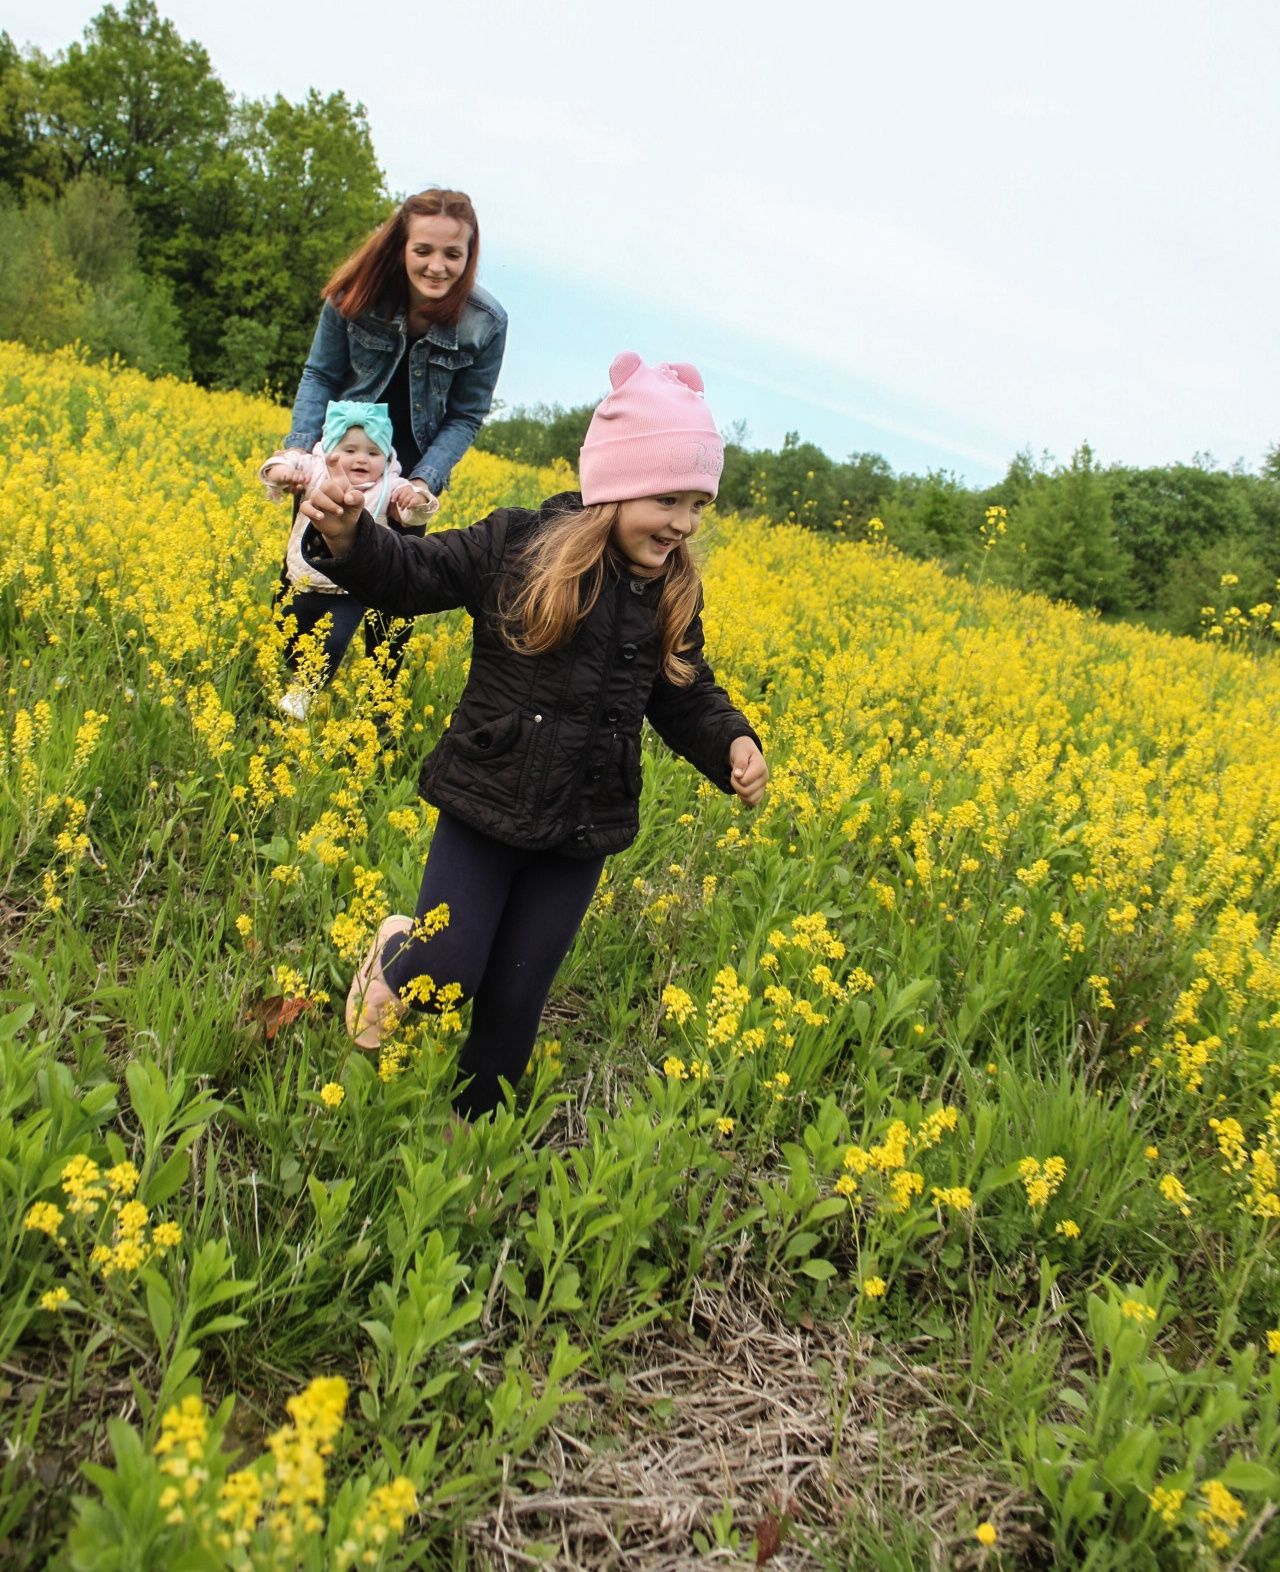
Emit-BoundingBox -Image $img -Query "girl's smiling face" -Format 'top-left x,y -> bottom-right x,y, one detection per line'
611,492 -> 710,577
403,213 -> 472,309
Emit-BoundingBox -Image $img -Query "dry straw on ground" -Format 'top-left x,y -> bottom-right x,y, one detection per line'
470,1276 -> 1037,1570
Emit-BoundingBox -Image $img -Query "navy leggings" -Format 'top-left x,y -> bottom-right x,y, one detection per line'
274,498 -> 422,689
380,812 -> 605,1118
276,586 -> 413,688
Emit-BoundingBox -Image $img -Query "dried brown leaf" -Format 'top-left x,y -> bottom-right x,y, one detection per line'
250,995 -> 312,1039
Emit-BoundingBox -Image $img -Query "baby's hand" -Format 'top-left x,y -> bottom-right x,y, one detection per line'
728,737 -> 768,807
275,462 -> 310,494
392,480 -> 440,517
299,474 -> 364,555
260,450 -> 311,493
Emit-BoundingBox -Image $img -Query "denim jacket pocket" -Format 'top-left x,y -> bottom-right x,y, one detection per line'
349,322 -> 399,383
427,351 -> 473,417
426,345 -> 476,372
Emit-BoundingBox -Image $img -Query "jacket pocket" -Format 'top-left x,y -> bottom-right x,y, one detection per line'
427,346 -> 476,372
451,710 -> 522,761
445,709 -> 543,812
618,734 -> 643,798
349,322 -> 398,384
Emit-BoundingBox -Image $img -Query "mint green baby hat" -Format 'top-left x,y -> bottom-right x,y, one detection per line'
321,400 -> 394,456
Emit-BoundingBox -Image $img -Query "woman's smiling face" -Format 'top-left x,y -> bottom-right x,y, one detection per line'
610,492 -> 710,576
403,213 -> 471,309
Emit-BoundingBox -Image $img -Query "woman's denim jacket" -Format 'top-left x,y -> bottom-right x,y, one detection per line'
284,286 -> 507,496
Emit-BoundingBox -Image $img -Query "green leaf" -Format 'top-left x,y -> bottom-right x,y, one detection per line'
145,1275 -> 173,1347
1217,1458 -> 1279,1492
783,1230 -> 821,1260
550,1266 -> 582,1311
0,1002 -> 35,1040
798,1258 -> 837,1281
145,1149 -> 191,1207
190,1313 -> 247,1342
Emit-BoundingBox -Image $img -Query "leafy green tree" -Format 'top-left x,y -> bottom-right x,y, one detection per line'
1107,462 -> 1256,609
835,450 -> 895,523
200,89 -> 388,389
0,32 -> 38,194
1016,443 -> 1130,612
1155,536 -> 1274,637
1239,468 -> 1280,568
32,0 -> 230,248
765,432 -> 839,529
0,176 -> 187,376
475,404 -> 595,469
7,4 -> 386,391
717,439 -> 758,514
0,196 -> 83,349
894,468 -> 978,554
981,448 -> 1042,513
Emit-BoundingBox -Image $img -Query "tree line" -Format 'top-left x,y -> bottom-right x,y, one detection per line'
477,407 -> 1280,637
1,0 -> 387,389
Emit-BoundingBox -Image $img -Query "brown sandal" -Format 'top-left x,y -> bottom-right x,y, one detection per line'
345,914 -> 412,1050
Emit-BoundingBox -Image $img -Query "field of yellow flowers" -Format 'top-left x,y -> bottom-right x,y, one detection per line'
2,341 -> 1279,1570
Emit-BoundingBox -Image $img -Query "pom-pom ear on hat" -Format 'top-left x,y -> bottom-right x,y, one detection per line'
665,363 -> 704,393
608,351 -> 642,388
579,352 -> 724,505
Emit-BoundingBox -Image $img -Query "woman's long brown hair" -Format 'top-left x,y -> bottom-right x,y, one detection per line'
322,188 -> 480,325
502,504 -> 702,686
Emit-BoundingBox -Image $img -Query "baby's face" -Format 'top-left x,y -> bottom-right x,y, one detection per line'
331,428 -> 386,483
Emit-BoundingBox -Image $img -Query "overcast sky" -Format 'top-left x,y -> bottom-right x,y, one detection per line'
20,0 -> 1280,483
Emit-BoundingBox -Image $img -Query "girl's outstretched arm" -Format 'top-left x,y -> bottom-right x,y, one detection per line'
645,606 -> 763,794
300,474 -> 506,619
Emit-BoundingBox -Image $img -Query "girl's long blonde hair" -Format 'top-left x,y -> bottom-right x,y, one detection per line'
501,503 -> 702,686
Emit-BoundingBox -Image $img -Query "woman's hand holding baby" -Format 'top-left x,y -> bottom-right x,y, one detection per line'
299,472 -> 364,556
728,736 -> 768,807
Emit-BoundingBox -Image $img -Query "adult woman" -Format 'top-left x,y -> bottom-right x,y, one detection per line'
273,186 -> 506,708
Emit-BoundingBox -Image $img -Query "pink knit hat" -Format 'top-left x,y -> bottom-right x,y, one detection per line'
579,352 -> 724,505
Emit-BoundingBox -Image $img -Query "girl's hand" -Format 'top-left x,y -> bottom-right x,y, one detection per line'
299,473 -> 364,555
728,737 -> 768,807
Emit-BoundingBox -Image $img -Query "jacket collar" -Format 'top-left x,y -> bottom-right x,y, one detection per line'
375,294 -> 460,349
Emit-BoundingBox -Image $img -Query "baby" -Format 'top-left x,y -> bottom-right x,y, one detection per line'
259,401 -> 435,717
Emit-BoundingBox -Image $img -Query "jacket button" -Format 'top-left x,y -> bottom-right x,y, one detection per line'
620,642 -> 637,662
588,766 -> 602,783
605,708 -> 619,724
573,824 -> 588,841
533,713 -> 543,723
629,580 -> 645,596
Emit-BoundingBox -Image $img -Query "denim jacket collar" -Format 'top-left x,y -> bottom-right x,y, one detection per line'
373,295 -> 459,351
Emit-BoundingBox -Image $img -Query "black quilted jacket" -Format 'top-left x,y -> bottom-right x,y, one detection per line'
302,491 -> 760,856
